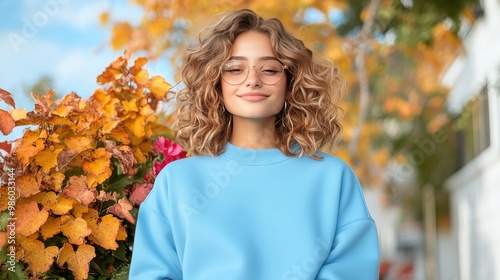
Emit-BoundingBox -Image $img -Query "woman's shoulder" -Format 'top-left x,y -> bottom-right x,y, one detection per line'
305,151 -> 351,168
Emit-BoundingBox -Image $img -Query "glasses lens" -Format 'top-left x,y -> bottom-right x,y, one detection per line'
222,61 -> 247,85
258,61 -> 284,85
222,60 -> 285,85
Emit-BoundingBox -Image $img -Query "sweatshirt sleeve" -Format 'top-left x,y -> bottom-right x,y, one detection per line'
129,172 -> 182,280
316,163 -> 380,280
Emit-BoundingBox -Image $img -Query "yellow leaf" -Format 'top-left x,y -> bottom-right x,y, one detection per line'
130,57 -> 149,74
16,199 -> 49,237
0,187 -> 9,211
64,136 -> 94,153
83,210 -> 120,250
111,22 -> 132,50
125,115 -> 146,138
105,126 -> 129,145
32,191 -> 57,210
52,195 -> 76,215
62,176 -> 96,206
40,216 -> 61,240
53,105 -> 73,117
116,224 -> 128,241
35,148 -> 63,173
14,130 -> 46,166
134,69 -> 150,86
58,243 -> 96,280
122,98 -> 139,113
100,11 -> 109,25
60,215 -> 92,245
148,76 -> 170,99
18,236 -> 58,275
82,148 -> 112,187
133,146 -> 148,164
102,118 -> 121,134
10,108 -> 27,121
16,175 -> 40,198
72,203 -> 89,218
51,172 -> 66,192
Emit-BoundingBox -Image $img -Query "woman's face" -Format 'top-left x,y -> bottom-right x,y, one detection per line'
221,31 -> 287,123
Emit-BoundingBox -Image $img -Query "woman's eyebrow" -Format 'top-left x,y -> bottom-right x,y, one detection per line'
228,56 -> 279,61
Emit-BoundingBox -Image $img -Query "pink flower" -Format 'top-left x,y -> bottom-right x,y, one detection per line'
153,136 -> 187,162
153,160 -> 168,178
152,136 -> 187,177
129,182 -> 154,205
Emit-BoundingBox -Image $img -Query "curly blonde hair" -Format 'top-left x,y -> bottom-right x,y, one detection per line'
175,9 -> 344,159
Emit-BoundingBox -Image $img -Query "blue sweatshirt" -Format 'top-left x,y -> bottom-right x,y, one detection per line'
129,143 -> 379,279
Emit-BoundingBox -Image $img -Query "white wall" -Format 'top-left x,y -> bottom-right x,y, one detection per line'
444,0 -> 500,279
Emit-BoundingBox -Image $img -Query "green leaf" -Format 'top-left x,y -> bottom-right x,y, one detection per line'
105,175 -> 134,195
110,265 -> 129,280
112,242 -> 128,262
0,210 -> 11,229
7,262 -> 29,280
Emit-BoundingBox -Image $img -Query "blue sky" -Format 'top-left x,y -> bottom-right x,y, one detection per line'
0,0 -> 174,141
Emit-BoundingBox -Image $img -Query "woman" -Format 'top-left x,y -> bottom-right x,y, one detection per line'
130,9 -> 379,279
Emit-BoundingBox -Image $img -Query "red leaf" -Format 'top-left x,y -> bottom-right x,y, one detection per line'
0,141 -> 11,153
0,109 -> 15,135
0,88 -> 15,108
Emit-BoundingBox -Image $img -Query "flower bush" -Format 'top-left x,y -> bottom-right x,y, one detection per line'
0,52 -> 186,280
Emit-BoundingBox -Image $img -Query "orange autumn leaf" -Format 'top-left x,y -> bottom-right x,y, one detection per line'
111,22 -> 133,50
60,215 -> 92,245
82,148 -> 112,177
122,98 -> 139,113
40,216 -> 61,240
11,108 -> 27,121
64,136 -> 94,153
0,231 -> 6,249
116,224 -> 128,241
62,176 -> 96,206
35,148 -> 63,173
16,175 -> 40,198
0,186 -> 9,211
148,75 -> 170,99
58,243 -> 96,280
32,191 -> 57,210
48,171 -> 65,192
83,209 -> 120,250
108,126 -> 130,145
53,105 -> 73,118
71,203 -> 90,218
134,69 -> 150,86
108,198 -> 135,224
0,88 -> 15,107
99,11 -> 109,25
52,195 -> 76,215
0,109 -> 15,135
82,148 -> 112,187
14,130 -> 46,166
101,118 -> 121,134
16,199 -> 49,237
125,114 -> 146,138
130,56 -> 149,74
18,237 -> 59,275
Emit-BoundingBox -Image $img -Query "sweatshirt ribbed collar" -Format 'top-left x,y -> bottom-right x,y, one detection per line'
220,142 -> 292,165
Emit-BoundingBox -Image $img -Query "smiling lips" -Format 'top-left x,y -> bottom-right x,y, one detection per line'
237,93 -> 270,102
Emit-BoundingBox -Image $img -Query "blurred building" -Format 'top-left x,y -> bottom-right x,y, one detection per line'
441,0 -> 500,278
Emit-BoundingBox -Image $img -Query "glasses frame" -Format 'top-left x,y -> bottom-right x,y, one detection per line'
220,60 -> 288,86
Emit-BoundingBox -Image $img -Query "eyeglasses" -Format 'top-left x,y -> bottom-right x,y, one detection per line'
221,60 -> 288,85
